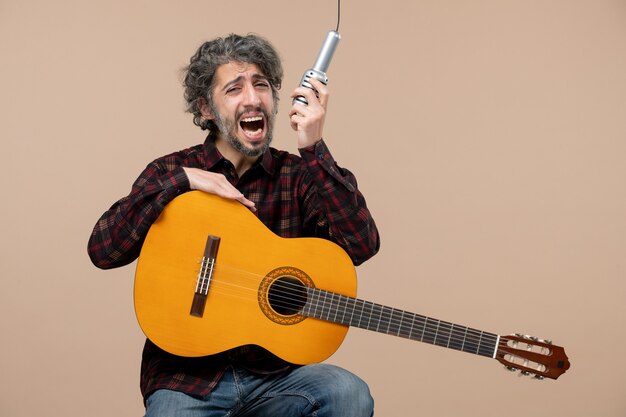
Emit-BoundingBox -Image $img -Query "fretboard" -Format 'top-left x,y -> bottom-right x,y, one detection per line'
301,287 -> 498,358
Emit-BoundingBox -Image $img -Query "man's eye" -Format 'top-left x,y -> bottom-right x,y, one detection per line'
226,87 -> 241,94
255,82 -> 270,89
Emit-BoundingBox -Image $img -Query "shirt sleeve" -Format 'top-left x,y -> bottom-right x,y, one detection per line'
87,162 -> 190,269
298,139 -> 380,266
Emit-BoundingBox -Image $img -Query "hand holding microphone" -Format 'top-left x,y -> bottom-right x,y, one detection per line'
290,31 -> 340,148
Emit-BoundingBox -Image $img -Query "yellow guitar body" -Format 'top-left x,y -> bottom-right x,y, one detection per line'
134,191 -> 357,364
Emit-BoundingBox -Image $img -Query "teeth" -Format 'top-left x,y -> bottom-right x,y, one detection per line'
244,128 -> 262,135
241,116 -> 262,122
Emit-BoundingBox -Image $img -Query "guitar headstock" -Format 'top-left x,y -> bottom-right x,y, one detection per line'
495,334 -> 570,380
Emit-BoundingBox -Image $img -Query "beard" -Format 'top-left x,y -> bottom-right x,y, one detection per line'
211,104 -> 276,158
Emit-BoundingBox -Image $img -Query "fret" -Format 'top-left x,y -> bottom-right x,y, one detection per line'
460,326 -> 469,352
326,292 -> 336,321
356,300 -> 367,329
337,294 -> 348,325
477,331 -> 485,356
477,332 -> 498,357
346,296 -> 357,326
320,291 -> 331,321
388,308 -> 401,336
372,304 -> 385,332
332,293 -> 341,322
363,301 -> 376,331
391,310 -> 402,337
421,317 -> 438,344
384,306 -> 393,334
334,295 -> 343,323
413,314 -> 427,342
371,303 -> 383,332
448,324 -> 467,351
434,320 -> 453,348
462,328 -> 480,355
353,299 -> 366,328
311,288 -> 323,319
433,320 -> 442,345
315,291 -> 326,320
399,311 -> 414,339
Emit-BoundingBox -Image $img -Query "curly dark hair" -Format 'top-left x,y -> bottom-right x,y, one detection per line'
183,34 -> 283,131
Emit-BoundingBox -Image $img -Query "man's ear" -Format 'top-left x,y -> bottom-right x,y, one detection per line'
198,98 -> 214,120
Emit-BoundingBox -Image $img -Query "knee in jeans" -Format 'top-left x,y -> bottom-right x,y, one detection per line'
345,375 -> 374,413
323,366 -> 374,415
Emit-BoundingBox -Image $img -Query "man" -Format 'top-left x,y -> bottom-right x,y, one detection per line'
88,33 -> 380,416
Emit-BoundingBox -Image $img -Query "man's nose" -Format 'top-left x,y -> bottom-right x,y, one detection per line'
242,83 -> 261,106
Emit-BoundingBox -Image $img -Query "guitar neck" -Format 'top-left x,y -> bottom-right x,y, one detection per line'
301,287 -> 499,358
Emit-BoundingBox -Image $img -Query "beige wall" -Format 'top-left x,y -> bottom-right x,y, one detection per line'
2,0 -> 625,415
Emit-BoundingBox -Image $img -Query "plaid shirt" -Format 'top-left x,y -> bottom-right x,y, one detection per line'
88,136 -> 380,402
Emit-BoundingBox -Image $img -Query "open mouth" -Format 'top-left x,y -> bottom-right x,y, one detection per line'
240,116 -> 265,137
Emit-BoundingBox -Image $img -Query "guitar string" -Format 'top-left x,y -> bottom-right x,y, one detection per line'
202,263 -> 513,350
198,266 -> 503,351
188,280 -> 550,372
209,260 -> 497,348
177,265 -> 549,376
195,263 -> 550,355
206,263 -> 496,337
188,274 -> 547,368
189,288 -> 547,375
212,280 -> 541,366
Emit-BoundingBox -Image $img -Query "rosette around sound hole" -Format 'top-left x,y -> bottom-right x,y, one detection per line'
258,267 -> 314,325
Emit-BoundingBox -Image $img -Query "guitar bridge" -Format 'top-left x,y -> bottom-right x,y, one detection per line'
190,235 -> 221,317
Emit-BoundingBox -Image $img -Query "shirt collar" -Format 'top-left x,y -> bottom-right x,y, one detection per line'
202,134 -> 276,176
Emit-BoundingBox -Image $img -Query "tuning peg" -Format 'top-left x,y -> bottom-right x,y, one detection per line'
520,370 -> 531,376
533,375 -> 545,380
505,366 -> 519,372
529,336 -> 539,342
544,339 -> 553,345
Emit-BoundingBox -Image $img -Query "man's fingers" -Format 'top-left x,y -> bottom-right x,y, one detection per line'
183,167 -> 256,211
215,180 -> 256,211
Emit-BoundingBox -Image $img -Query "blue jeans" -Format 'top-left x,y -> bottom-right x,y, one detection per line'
145,363 -> 374,417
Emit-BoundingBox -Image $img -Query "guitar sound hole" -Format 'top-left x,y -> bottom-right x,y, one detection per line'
267,276 -> 307,316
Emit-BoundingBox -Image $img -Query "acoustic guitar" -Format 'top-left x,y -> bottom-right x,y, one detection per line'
134,191 -> 570,380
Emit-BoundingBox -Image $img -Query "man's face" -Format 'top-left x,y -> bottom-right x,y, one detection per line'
208,61 -> 277,158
